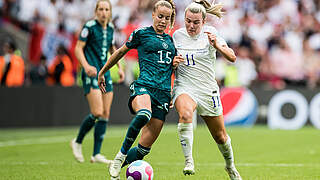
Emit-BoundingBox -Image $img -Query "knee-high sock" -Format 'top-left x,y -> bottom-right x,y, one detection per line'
76,114 -> 96,144
177,123 -> 193,160
122,144 -> 150,167
120,109 -> 151,155
217,135 -> 234,167
93,118 -> 108,156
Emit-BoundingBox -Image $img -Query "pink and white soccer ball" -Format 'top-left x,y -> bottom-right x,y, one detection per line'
126,160 -> 153,180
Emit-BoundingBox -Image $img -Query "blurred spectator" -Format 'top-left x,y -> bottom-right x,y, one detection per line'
37,0 -> 61,33
215,46 -> 257,87
16,0 -> 38,31
302,39 -> 320,89
268,37 -> 305,87
0,40 -> 25,87
28,16 -> 46,64
29,54 -> 48,86
122,14 -> 139,86
47,45 -> 74,86
42,24 -> 71,64
62,0 -> 82,34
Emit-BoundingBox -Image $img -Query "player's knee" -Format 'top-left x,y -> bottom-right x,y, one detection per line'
214,130 -> 228,144
91,109 -> 103,118
179,110 -> 193,122
102,110 -> 110,119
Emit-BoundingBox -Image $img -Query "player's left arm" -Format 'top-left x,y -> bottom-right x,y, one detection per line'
205,31 -> 236,63
109,45 -> 125,83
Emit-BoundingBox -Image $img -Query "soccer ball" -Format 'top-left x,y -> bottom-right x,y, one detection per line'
126,160 -> 153,180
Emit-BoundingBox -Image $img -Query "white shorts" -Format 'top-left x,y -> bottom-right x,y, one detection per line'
172,86 -> 223,117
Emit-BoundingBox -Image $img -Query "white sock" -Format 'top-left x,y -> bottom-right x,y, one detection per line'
178,123 -> 193,161
217,135 -> 234,168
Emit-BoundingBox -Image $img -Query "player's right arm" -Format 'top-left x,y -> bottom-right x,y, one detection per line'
98,44 -> 130,93
75,40 -> 97,77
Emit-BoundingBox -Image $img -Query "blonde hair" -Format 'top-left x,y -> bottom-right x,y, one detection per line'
185,0 -> 224,19
95,0 -> 112,22
153,0 -> 176,31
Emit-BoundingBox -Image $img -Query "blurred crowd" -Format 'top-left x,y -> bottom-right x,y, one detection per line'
0,0 -> 319,89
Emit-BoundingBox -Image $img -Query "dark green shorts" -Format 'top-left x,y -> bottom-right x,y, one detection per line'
82,70 -> 113,95
128,82 -> 171,121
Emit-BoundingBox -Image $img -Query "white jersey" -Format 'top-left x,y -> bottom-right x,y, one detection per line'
172,25 -> 227,95
172,26 -> 227,116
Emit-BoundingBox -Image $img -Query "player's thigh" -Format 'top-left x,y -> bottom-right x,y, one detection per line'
102,91 -> 113,118
138,117 -> 164,148
131,94 -> 152,112
202,115 -> 227,144
86,88 -> 104,117
175,94 -> 197,123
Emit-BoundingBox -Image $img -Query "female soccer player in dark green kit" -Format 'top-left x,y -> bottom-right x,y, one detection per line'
98,0 -> 184,179
71,0 -> 124,164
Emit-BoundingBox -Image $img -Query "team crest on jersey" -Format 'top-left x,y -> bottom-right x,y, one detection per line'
162,42 -> 168,49
139,88 -> 147,92
81,28 -> 89,38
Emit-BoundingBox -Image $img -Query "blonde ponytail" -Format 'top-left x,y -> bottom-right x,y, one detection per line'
188,0 -> 224,19
165,0 -> 176,31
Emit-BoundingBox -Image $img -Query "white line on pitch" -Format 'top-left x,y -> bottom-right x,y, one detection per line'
0,134 -> 122,147
154,162 -> 317,167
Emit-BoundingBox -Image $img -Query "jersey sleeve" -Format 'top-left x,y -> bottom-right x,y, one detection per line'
78,24 -> 91,42
172,31 -> 177,46
207,26 -> 227,46
125,29 -> 140,49
216,33 -> 227,46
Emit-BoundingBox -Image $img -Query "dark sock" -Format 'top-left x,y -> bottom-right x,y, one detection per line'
122,144 -> 151,167
76,114 -> 96,143
93,118 -> 108,156
120,109 -> 151,154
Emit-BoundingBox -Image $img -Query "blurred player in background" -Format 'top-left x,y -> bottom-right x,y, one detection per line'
98,0 -> 183,179
172,1 -> 241,179
71,0 -> 124,164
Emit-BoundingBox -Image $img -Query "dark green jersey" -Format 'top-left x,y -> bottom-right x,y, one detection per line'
79,19 -> 114,70
126,26 -> 176,91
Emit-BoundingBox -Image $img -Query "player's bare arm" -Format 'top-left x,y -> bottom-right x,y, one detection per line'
109,45 -> 125,83
75,40 -> 97,77
98,44 -> 130,93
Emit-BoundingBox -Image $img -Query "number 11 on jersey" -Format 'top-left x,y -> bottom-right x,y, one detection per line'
185,54 -> 195,66
212,96 -> 221,108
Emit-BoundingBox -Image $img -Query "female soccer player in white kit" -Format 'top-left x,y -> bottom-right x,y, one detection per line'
172,1 -> 241,179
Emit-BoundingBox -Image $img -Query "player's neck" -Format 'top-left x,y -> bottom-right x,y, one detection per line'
152,25 -> 164,34
97,19 -> 108,29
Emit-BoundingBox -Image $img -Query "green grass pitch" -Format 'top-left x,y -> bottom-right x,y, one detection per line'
0,125 -> 319,180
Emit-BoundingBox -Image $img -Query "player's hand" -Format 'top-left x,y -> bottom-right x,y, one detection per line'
85,65 -> 97,77
205,32 -> 218,49
117,68 -> 125,83
98,72 -> 106,94
173,55 -> 184,69
169,100 -> 174,109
